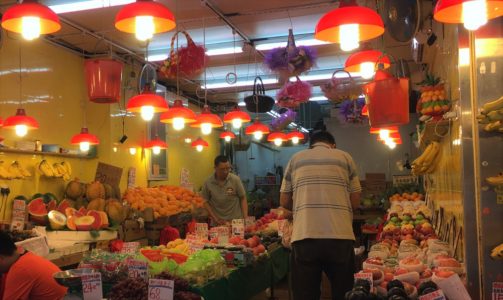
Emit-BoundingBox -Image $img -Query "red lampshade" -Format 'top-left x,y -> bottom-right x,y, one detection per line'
160,99 -> 197,123
191,137 -> 209,151
287,131 -> 304,143
3,108 -> 39,133
190,106 -> 223,133
315,0 -> 384,45
245,120 -> 270,136
220,131 -> 236,141
369,126 -> 399,134
377,132 -> 401,141
0,117 -> 3,127
70,127 -> 99,145
344,50 -> 391,73
126,86 -> 168,121
115,0 -> 176,40
434,0 -> 503,30
361,104 -> 369,116
267,132 -> 288,142
223,107 -> 251,128
1,0 -> 61,40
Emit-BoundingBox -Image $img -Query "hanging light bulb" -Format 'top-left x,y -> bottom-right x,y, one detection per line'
113,146 -> 118,153
385,139 -> 397,149
345,50 -> 390,80
15,125 -> 28,137
462,0 -> 488,30
129,147 -> 137,155
339,24 -> 359,51
152,146 -> 161,155
191,137 -> 209,152
79,142 -> 90,152
274,139 -> 283,146
379,129 -> 390,140
21,16 -> 41,40
135,16 -> 155,41
245,119 -> 270,140
232,118 -> 242,129
190,105 -> 223,135
434,0 -> 502,32
253,132 -> 263,140
145,137 -> 168,155
201,123 -> 213,135
184,137 -> 192,144
224,107 -> 251,129
267,132 -> 287,146
70,127 -> 99,151
160,100 -> 197,130
220,131 -> 236,142
359,62 -> 375,79
140,105 -> 155,121
287,131 -> 304,145
196,145 -> 203,152
4,109 -> 39,137
173,117 -> 185,130
291,136 -> 300,144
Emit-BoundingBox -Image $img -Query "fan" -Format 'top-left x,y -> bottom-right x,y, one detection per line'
138,63 -> 157,93
380,0 -> 420,43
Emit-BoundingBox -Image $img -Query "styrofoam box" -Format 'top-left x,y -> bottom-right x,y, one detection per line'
46,230 -> 117,242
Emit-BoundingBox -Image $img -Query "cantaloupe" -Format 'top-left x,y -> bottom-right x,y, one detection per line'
86,181 -> 105,200
65,179 -> 85,199
87,198 -> 105,211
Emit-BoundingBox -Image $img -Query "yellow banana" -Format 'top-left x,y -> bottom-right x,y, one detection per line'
52,163 -> 64,177
482,96 -> 503,114
8,161 -> 24,179
0,161 -> 13,179
61,161 -> 72,177
17,161 -> 32,177
412,143 -> 434,168
424,144 -> 442,173
39,160 -> 55,177
486,174 -> 503,186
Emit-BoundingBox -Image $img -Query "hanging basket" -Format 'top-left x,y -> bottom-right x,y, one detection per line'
271,109 -> 297,131
276,77 -> 312,109
264,29 -> 316,81
321,70 -> 362,103
243,77 -> 275,113
84,59 -> 124,103
160,30 -> 208,79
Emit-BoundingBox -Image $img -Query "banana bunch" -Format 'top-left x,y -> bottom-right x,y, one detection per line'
0,161 -> 13,180
8,161 -> 31,179
477,96 -> 503,133
39,160 -> 72,180
411,141 -> 442,175
486,173 -> 503,186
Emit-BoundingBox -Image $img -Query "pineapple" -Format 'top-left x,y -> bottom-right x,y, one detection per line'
417,74 -> 450,117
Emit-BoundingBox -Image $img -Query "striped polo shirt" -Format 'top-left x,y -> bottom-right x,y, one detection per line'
280,142 -> 362,243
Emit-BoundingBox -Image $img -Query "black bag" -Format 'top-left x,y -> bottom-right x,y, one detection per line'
244,76 -> 275,113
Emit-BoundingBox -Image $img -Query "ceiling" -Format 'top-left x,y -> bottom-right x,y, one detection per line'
0,0 -> 432,128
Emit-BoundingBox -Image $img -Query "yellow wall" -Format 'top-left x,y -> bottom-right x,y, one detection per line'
0,36 -> 219,221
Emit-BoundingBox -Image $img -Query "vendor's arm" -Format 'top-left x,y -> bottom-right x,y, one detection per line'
348,155 -> 362,211
236,178 -> 248,219
279,161 -> 293,211
280,192 -> 293,211
3,267 -> 33,300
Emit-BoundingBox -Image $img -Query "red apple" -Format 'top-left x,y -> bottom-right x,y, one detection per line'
384,273 -> 394,282
240,240 -> 250,247
395,268 -> 409,275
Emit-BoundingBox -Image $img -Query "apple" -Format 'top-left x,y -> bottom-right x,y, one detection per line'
435,270 -> 455,278
395,268 -> 409,275
255,244 -> 266,254
390,216 -> 399,223
380,281 -> 388,289
384,273 -> 394,282
420,269 -> 433,279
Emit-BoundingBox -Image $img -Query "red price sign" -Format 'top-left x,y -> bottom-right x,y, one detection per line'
148,278 -> 174,300
354,272 -> 373,289
81,273 -> 103,300
127,259 -> 148,279
419,290 -> 446,300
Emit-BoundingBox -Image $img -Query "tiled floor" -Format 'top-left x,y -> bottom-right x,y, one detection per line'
249,277 -> 332,300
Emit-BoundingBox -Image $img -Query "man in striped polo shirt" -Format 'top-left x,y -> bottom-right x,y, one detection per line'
280,130 -> 361,300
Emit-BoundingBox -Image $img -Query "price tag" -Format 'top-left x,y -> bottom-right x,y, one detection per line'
231,219 -> 245,238
435,273 -> 471,300
10,199 -> 26,231
277,219 -> 287,237
127,259 -> 148,279
81,272 -> 103,300
148,278 -> 174,300
195,223 -> 209,240
245,216 -> 255,227
354,272 -> 373,289
121,241 -> 140,254
216,226 -> 230,244
419,290 -> 446,300
495,186 -> 503,205
493,282 -> 503,300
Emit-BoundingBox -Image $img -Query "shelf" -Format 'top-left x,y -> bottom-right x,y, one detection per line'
0,148 -> 95,159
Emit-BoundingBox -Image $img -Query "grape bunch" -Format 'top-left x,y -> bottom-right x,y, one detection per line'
155,272 -> 190,292
174,291 -> 202,300
109,278 -> 148,300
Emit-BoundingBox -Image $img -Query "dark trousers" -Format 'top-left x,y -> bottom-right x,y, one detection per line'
291,239 -> 355,300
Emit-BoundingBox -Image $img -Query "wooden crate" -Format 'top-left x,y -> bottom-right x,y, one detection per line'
119,220 -> 146,242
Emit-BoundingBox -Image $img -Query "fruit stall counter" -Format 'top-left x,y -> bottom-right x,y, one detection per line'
191,245 -> 290,300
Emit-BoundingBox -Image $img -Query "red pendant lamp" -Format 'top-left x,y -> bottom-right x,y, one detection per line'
314,0 -> 384,51
1,0 -> 61,40
361,104 -> 369,116
369,126 -> 399,134
191,137 -> 209,152
126,84 -> 168,121
70,127 -> 99,152
434,0 -> 503,31
377,132 -> 401,141
267,132 -> 288,146
223,107 -> 251,129
287,131 -> 304,144
115,0 -> 176,41
245,119 -> 270,140
145,137 -> 168,155
160,99 -> 197,130
190,105 -> 223,135
4,108 -> 39,137
220,131 -> 236,142
344,50 -> 390,79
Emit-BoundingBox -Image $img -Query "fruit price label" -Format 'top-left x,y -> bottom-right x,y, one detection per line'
216,226 -> 230,244
148,278 -> 174,300
495,186 -> 503,205
127,259 -> 148,279
354,272 -> 373,289
10,199 -> 26,231
493,282 -> 503,300
81,272 -> 103,300
231,219 -> 245,238
195,223 -> 209,240
245,216 -> 255,227
419,290 -> 446,300
121,241 -> 140,254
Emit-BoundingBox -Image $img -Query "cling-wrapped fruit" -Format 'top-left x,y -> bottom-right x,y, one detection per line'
416,74 -> 451,118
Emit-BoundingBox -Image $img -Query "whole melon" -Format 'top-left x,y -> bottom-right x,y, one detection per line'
103,183 -> 115,199
65,179 -> 85,199
75,197 -> 89,209
86,181 -> 105,200
105,199 -> 126,225
87,198 -> 106,211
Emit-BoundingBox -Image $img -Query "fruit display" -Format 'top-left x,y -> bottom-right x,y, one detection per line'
123,185 -> 204,219
227,235 -> 266,256
38,160 -> 72,180
79,250 -> 129,283
245,211 -> 284,234
109,278 -> 148,300
411,141 -> 442,175
389,192 -> 424,202
486,172 -> 503,186
477,95 -> 503,133
164,238 -> 190,255
176,249 -> 227,285
0,160 -> 32,180
416,74 -> 451,120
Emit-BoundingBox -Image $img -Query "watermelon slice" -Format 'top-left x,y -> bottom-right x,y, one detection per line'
44,193 -> 59,204
57,199 -> 74,214
47,199 -> 57,212
27,198 -> 48,225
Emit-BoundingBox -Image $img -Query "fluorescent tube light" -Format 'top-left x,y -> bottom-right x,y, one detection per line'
206,47 -> 243,56
147,54 -> 168,62
309,96 -> 329,101
255,38 -> 329,51
238,102 -> 246,107
296,72 -> 360,82
203,78 -> 278,89
48,0 -> 134,14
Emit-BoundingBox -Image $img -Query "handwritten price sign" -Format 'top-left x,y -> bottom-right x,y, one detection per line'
148,278 -> 174,300
354,272 -> 373,289
419,290 -> 446,300
128,259 -> 148,279
121,242 -> 140,254
81,273 -> 103,300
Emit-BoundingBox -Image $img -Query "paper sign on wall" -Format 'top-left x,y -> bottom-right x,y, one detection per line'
195,223 -> 208,240
95,162 -> 123,188
419,290 -> 446,300
127,259 -> 148,279
10,199 -> 26,231
128,167 -> 136,189
82,272 -> 103,300
148,278 -> 174,300
231,219 -> 245,238
493,282 -> 503,300
354,272 -> 373,289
